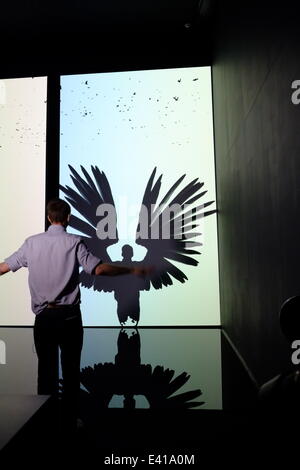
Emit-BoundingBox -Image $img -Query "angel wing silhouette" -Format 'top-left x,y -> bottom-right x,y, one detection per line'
59,164 -> 216,326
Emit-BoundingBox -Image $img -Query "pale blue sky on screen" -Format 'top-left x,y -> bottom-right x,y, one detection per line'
60,66 -> 220,326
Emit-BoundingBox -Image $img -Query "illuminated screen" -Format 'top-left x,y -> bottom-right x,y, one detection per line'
0,77 -> 47,326
59,67 -> 219,326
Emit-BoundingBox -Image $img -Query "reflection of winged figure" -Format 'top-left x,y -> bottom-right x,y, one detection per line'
60,165 -> 215,325
78,329 -> 204,412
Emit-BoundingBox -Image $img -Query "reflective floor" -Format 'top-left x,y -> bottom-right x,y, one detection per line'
0,326 -> 258,413
0,327 -> 223,409
1,327 -> 283,464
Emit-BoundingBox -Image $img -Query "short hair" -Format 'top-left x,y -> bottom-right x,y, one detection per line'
47,198 -> 71,223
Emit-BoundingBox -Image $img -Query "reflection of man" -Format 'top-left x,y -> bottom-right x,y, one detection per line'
0,198 -> 146,421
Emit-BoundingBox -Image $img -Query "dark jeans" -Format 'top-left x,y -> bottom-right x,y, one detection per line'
33,304 -> 83,404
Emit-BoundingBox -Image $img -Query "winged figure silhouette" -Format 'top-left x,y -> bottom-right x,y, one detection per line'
59,165 -> 216,326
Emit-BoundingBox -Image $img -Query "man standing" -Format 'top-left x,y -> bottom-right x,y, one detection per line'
0,198 -> 145,424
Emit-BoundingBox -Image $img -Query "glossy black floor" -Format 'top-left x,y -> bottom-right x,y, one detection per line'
0,327 -> 296,465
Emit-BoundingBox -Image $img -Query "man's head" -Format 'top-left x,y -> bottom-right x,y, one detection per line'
121,244 -> 134,261
47,198 -> 71,226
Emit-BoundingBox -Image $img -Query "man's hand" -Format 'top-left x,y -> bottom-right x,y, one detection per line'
94,263 -> 154,278
131,266 -> 154,278
0,262 -> 10,276
94,263 -> 134,276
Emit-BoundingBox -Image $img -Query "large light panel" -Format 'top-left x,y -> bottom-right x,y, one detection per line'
0,77 -> 47,326
59,67 -> 219,326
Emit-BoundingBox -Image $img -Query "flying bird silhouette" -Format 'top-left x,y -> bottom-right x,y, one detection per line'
59,165 -> 216,326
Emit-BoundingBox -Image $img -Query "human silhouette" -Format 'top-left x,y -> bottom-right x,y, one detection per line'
113,245 -> 144,326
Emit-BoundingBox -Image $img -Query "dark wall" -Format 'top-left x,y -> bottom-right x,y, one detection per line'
0,5 -> 214,225
0,4 -> 213,78
212,2 -> 300,384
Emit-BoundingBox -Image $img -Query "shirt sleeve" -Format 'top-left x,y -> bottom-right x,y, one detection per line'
76,240 -> 101,275
4,241 -> 28,272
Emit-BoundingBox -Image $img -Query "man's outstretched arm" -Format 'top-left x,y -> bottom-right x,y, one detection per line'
76,241 -> 151,277
0,262 -> 10,276
94,263 -> 148,277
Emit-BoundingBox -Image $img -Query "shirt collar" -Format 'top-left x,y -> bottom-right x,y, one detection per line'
47,224 -> 66,232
